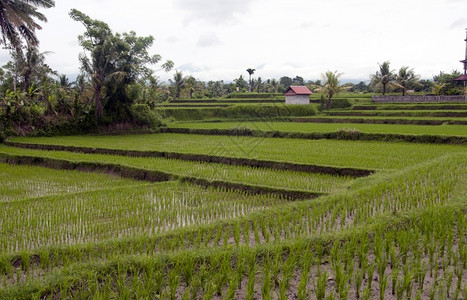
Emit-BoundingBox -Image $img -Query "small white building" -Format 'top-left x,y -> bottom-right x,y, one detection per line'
284,86 -> 312,104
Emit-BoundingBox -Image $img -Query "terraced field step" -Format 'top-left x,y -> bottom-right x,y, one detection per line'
170,99 -> 284,103
168,121 -> 467,137
1,152 -> 464,299
4,141 -> 374,177
160,127 -> 467,145
0,153 -> 326,200
352,104 -> 467,110
291,116 -> 467,125
328,110 -> 467,118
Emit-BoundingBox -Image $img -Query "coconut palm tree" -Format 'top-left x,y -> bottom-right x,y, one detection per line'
169,70 -> 186,100
395,66 -> 420,96
317,71 -> 347,109
0,0 -> 55,50
246,68 -> 255,92
370,61 -> 396,95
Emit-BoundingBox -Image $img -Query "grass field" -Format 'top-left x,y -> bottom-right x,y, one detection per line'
0,145 -> 354,193
1,98 -> 466,299
168,121 -> 467,136
8,133 -> 467,170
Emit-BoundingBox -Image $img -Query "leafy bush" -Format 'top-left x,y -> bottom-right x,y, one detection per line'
131,104 -> 163,128
330,98 -> 353,109
157,104 -> 317,121
225,93 -> 283,99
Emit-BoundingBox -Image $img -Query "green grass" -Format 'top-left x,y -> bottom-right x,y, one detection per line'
0,162 -> 141,203
9,133 -> 467,170
328,109 -> 467,117
168,121 -> 467,136
0,178 -> 288,253
1,102 -> 466,298
1,153 -> 465,298
293,115 -> 467,121
352,103 -> 467,110
0,145 -> 354,193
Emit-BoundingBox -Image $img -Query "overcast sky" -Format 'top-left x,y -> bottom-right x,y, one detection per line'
1,0 -> 467,83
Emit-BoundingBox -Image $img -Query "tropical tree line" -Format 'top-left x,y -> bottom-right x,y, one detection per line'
0,1 -> 465,138
0,3 -> 176,137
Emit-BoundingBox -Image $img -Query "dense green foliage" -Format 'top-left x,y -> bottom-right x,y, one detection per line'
158,104 -> 317,121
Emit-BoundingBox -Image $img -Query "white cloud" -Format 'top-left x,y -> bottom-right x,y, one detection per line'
1,0 -> 466,83
173,0 -> 257,25
449,18 -> 467,30
196,32 -> 222,47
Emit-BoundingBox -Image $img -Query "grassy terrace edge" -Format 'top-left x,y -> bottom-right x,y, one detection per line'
159,127 -> 467,145
0,153 -> 325,200
291,117 -> 467,125
3,141 -> 375,177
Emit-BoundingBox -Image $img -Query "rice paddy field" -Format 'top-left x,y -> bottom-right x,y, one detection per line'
1,100 -> 467,299
168,121 -> 467,136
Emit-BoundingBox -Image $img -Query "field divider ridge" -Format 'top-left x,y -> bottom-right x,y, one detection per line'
161,127 -> 467,145
291,117 -> 467,125
4,140 -> 375,177
0,152 -> 325,200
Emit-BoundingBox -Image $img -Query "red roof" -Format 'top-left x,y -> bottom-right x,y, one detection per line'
284,86 -> 312,96
454,74 -> 467,81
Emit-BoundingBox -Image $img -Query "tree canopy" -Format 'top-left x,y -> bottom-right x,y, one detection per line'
370,61 -> 396,95
69,9 -> 173,121
0,0 -> 55,50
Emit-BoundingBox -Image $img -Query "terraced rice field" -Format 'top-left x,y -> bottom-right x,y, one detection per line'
168,121 -> 467,136
1,104 -> 466,299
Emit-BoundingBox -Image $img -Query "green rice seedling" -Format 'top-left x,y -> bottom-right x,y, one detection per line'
277,252 -> 296,300
396,279 -> 405,300
7,133 -> 467,170
455,262 -> 463,294
366,262 -> 375,291
245,264 -> 257,300
213,254 -> 230,297
379,274 -> 389,300
334,263 -> 349,300
414,260 -> 427,291
0,145 -> 354,194
297,249 -> 313,300
242,221 -> 250,247
316,270 -> 327,300
401,264 -> 414,299
391,266 -> 399,296
259,217 -> 270,243
261,258 -> 272,300
169,120 -> 467,137
446,270 -> 453,298
362,286 -> 372,300
354,269 -> 364,299
253,219 -> 261,245
357,235 -> 369,269
0,256 -> 12,276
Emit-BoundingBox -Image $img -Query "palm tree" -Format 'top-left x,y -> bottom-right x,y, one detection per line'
169,70 -> 186,100
20,45 -> 54,91
184,75 -> 197,99
317,71 -> 347,109
395,66 -> 420,96
432,82 -> 446,95
246,68 -> 255,92
370,61 -> 395,95
0,0 -> 55,50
